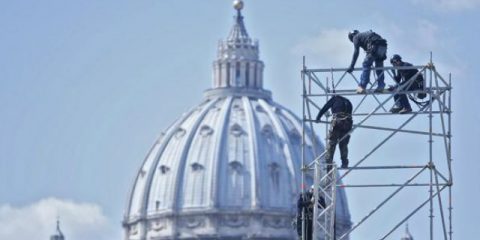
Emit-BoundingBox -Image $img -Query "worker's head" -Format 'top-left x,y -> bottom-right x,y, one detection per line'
390,54 -> 402,66
348,30 -> 359,42
309,184 -> 315,193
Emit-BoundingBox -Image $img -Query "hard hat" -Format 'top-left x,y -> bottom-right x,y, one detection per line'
390,54 -> 402,64
348,30 -> 359,42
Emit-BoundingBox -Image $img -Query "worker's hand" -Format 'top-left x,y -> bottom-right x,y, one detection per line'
346,66 -> 354,73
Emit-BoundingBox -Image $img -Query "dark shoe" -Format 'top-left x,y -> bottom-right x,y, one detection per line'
390,106 -> 402,113
374,87 -> 385,93
341,161 -> 349,169
399,108 -> 412,114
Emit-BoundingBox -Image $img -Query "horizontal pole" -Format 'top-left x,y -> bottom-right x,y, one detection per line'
338,183 -> 450,188
339,165 -> 427,170
305,88 -> 450,97
305,65 -> 427,73
311,120 -> 449,137
305,111 -> 450,117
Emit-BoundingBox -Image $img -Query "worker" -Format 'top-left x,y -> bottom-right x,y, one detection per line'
296,185 -> 326,240
315,94 -> 353,171
388,54 -> 426,114
346,30 -> 388,94
296,187 -> 314,240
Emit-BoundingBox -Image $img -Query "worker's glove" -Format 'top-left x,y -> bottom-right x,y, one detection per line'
387,85 -> 396,92
346,66 -> 354,73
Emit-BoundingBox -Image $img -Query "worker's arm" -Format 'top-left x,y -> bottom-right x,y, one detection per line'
347,45 -> 360,73
316,98 -> 334,121
392,70 -> 401,84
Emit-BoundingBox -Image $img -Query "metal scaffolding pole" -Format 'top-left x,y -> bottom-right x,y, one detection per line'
300,55 -> 453,240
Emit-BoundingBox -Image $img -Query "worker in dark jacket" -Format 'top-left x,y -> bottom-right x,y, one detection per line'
389,54 -> 425,114
346,30 -> 388,94
296,186 -> 327,240
315,95 -> 353,171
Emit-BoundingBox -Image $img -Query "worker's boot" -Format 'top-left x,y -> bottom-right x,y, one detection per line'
399,107 -> 412,114
341,160 -> 349,169
390,106 -> 402,113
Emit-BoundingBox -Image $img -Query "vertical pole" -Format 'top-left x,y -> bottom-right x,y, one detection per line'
301,56 -> 306,240
429,53 -> 434,240
325,75 -> 330,161
448,73 -> 453,240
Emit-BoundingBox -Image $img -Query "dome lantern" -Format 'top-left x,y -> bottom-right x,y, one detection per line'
209,0 -> 266,95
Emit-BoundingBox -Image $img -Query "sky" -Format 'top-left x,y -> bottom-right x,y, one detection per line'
0,0 -> 479,239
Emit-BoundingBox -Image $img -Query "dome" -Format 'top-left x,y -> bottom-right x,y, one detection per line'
123,2 -> 351,239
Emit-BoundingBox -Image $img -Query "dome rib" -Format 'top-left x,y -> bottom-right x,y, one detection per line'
241,96 -> 261,208
211,97 -> 235,208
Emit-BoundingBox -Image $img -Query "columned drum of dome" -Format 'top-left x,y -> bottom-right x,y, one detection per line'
123,1 -> 351,239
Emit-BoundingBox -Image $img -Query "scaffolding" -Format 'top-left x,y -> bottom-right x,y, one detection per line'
300,55 -> 453,240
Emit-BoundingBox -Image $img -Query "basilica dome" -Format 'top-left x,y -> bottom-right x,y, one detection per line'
123,1 -> 351,239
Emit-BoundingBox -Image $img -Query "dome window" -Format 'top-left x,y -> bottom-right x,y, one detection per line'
230,123 -> 244,137
261,125 -> 274,139
174,128 -> 186,139
255,105 -> 265,112
229,161 -> 243,173
159,165 -> 170,174
199,125 -> 214,137
268,162 -> 281,190
191,162 -> 205,171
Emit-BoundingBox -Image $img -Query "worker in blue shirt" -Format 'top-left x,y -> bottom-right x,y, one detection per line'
315,95 -> 353,171
346,30 -> 388,94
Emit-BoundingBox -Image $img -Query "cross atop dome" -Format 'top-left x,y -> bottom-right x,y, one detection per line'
228,0 -> 249,42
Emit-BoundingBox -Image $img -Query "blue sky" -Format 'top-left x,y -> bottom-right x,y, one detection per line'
0,0 -> 479,239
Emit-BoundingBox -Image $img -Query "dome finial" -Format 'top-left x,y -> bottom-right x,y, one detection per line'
233,0 -> 244,11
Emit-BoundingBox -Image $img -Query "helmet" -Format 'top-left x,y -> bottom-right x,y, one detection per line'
348,30 -> 359,42
390,54 -> 402,64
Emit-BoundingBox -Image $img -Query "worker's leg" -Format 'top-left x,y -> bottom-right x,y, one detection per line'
360,54 -> 374,88
398,93 -> 412,110
374,58 -> 385,89
339,134 -> 350,167
325,121 -> 339,171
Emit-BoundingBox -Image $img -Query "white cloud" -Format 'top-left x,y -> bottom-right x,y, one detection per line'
410,0 -> 480,11
0,198 -> 121,240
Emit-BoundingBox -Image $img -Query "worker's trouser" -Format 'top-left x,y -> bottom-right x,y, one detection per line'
360,45 -> 387,89
325,114 -> 353,168
393,80 -> 423,110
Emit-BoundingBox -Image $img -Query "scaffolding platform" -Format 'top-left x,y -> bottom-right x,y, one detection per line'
300,57 -> 453,240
